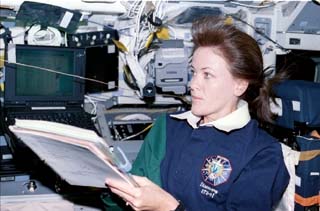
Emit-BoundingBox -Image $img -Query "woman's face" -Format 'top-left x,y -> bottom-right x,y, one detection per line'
190,47 -> 247,123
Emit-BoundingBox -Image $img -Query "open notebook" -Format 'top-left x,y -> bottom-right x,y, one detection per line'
9,119 -> 137,188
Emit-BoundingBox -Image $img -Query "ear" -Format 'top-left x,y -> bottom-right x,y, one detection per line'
234,79 -> 249,97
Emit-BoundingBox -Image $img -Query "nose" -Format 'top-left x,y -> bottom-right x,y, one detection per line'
190,75 -> 199,91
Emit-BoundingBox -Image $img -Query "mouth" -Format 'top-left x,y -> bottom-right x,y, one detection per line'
191,95 -> 202,101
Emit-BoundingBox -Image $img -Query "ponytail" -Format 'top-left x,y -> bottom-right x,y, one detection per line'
251,69 -> 290,123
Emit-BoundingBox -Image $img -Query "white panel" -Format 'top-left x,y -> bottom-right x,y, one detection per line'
1,0 -> 126,14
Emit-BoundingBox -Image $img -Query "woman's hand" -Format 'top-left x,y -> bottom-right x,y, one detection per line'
106,175 -> 179,211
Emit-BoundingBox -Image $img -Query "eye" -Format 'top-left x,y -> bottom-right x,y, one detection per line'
190,68 -> 196,76
204,71 -> 213,79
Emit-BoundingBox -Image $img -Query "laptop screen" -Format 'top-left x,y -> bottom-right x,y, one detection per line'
4,45 -> 86,106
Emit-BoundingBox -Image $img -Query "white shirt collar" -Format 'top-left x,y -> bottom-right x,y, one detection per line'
170,100 -> 251,132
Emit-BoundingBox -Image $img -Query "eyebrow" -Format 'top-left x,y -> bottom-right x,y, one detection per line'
191,65 -> 215,72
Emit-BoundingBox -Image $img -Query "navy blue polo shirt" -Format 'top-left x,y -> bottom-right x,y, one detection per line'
131,101 -> 289,211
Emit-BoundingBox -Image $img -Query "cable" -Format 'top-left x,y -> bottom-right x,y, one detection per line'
118,1 -> 170,99
119,123 -> 153,141
120,0 -> 143,19
27,25 -> 62,46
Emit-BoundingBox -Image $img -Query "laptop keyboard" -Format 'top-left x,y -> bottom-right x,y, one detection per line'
6,111 -> 97,132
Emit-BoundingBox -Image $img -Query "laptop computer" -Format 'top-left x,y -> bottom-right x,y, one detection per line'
3,44 -> 96,131
1,44 -> 101,184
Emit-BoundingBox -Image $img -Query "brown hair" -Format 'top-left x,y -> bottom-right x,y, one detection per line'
191,16 -> 286,123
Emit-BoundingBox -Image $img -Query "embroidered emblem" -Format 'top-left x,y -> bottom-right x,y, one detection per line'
201,155 -> 232,186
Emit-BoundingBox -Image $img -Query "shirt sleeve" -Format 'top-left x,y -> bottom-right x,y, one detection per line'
225,143 -> 290,211
101,114 -> 168,210
130,114 -> 167,186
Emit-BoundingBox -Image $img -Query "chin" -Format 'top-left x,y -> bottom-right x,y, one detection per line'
191,107 -> 203,117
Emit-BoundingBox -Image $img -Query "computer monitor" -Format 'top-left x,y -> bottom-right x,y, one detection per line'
4,44 -> 86,104
85,45 -> 119,93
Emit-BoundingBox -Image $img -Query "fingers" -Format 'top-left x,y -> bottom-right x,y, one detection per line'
108,186 -> 143,211
106,179 -> 135,196
107,185 -> 135,209
131,175 -> 148,183
105,176 -> 170,211
106,176 -> 153,198
131,175 -> 155,186
109,186 -> 134,200
106,175 -> 151,189
105,178 -> 124,188
106,179 -> 141,204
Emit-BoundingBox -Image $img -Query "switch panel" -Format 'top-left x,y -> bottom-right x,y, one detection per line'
254,17 -> 272,45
